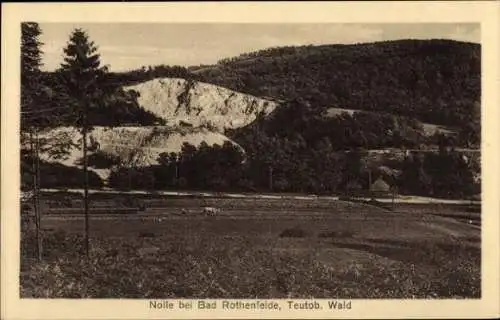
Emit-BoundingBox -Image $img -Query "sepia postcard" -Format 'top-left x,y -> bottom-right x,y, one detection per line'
2,1 -> 499,319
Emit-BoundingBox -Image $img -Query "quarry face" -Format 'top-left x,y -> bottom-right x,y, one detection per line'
123,78 -> 278,131
35,78 -> 274,180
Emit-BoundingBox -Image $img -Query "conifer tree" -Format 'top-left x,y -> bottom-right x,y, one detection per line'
59,28 -> 109,256
21,22 -> 43,128
20,22 -> 45,260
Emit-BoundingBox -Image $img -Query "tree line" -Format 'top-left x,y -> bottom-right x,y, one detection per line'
102,138 -> 477,199
230,98 -> 429,151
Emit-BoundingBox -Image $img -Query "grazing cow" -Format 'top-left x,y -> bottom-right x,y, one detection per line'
202,207 -> 220,216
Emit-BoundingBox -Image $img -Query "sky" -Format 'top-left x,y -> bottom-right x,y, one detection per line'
37,23 -> 480,72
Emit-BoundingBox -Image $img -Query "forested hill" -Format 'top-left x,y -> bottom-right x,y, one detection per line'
39,39 -> 479,131
192,39 -> 480,129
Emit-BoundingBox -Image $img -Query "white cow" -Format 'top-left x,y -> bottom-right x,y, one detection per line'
202,207 -> 220,216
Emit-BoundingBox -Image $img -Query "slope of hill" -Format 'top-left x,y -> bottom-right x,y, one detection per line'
28,76 -> 277,183
195,39 -> 480,130
36,126 -> 242,180
324,107 -> 456,137
123,78 -> 278,132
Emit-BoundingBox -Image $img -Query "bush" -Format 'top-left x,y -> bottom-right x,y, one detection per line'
138,232 -> 155,238
338,196 -> 352,201
108,167 -> 155,190
21,161 -> 104,189
85,151 -> 121,169
318,231 -> 354,238
279,227 -> 308,238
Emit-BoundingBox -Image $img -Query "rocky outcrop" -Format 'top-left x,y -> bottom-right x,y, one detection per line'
32,78 -> 278,182
123,78 -> 278,132
37,126 -> 242,180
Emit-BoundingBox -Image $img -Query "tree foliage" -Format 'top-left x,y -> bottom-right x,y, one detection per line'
21,22 -> 61,129
57,29 -> 112,129
198,40 -> 480,147
106,64 -> 199,86
20,22 -> 77,191
398,150 -> 476,198
231,98 -> 426,153
21,22 -> 44,126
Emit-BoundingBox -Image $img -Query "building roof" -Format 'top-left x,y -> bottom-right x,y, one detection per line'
370,177 -> 391,192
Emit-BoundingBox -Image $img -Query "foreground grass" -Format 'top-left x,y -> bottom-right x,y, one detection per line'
20,229 -> 480,299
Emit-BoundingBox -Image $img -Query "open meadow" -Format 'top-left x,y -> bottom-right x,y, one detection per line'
20,193 -> 481,299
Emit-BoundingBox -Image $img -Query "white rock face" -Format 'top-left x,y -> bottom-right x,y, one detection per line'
32,78 -> 275,182
36,126 -> 242,180
123,78 -> 278,131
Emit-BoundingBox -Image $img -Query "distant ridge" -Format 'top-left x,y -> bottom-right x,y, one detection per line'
194,39 -> 480,129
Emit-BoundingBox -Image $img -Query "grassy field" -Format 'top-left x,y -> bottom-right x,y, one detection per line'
20,194 -> 481,299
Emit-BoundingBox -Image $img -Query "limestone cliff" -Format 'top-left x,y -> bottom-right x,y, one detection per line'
37,126 -> 242,180
34,78 -> 277,181
123,78 -> 278,131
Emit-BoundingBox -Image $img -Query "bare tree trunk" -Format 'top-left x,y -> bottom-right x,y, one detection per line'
175,159 -> 179,185
268,165 -> 273,191
127,165 -> 131,190
29,130 -> 38,260
83,110 -> 90,257
368,168 -> 372,199
392,188 -> 395,210
31,129 -> 42,260
35,130 -> 42,259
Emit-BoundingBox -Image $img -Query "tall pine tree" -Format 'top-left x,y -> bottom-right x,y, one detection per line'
21,22 -> 43,129
20,22 -> 45,260
59,28 -> 109,256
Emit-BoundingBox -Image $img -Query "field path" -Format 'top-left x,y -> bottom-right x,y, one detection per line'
39,188 -> 480,205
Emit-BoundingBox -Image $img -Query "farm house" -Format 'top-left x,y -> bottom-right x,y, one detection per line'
369,177 -> 392,197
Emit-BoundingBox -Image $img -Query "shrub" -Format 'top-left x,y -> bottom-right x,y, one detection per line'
138,232 -> 156,238
85,151 -> 121,169
21,161 -> 104,189
108,167 -> 155,190
338,196 -> 352,201
279,227 -> 308,238
318,231 -> 354,238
